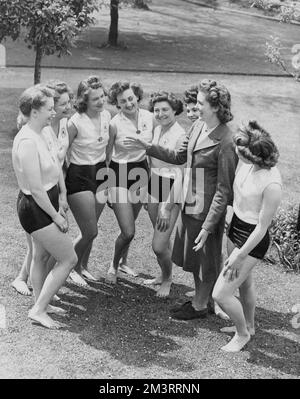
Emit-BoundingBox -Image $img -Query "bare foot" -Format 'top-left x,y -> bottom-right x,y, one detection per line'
28,309 -> 62,330
156,280 -> 172,298
220,325 -> 255,336
119,263 -> 138,277
221,332 -> 251,352
47,305 -> 67,315
81,269 -> 98,281
69,270 -> 88,287
143,277 -> 162,285
106,263 -> 118,284
11,279 -> 31,296
52,294 -> 60,301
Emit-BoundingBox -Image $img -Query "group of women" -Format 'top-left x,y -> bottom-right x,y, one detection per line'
11,76 -> 282,353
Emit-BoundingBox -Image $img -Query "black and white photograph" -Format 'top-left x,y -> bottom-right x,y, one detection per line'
0,0 -> 299,381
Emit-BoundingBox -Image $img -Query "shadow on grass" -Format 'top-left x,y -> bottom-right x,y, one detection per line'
59,277 -> 300,376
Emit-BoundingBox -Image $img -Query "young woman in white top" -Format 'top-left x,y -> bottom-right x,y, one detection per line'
12,81 -> 73,298
125,91 -> 186,297
65,76 -> 111,287
12,85 -> 77,329
106,81 -> 154,283
212,120 -> 282,352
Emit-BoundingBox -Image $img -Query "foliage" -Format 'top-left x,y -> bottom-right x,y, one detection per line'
268,204 -> 300,273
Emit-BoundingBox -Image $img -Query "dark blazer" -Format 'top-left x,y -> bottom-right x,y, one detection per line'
146,119 -> 238,233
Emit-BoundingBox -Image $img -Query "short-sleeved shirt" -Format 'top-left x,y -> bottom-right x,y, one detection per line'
150,121 -> 186,179
111,109 -> 153,163
12,124 -> 60,195
68,110 -> 111,165
43,118 -> 69,167
233,161 -> 282,224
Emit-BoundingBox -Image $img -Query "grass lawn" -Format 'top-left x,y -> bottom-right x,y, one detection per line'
0,73 -> 299,378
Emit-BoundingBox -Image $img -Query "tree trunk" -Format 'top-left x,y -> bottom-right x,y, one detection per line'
297,204 -> 300,231
108,0 -> 119,47
34,44 -> 42,84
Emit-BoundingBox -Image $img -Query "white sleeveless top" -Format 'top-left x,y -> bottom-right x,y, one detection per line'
111,109 -> 153,163
233,161 -> 282,224
150,121 -> 186,179
43,118 -> 69,167
12,124 -> 60,195
69,110 -> 111,165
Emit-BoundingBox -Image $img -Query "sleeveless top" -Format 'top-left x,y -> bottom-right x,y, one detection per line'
43,118 -> 69,167
12,124 -> 60,195
233,161 -> 282,224
110,109 -> 153,163
68,110 -> 111,165
150,121 -> 186,179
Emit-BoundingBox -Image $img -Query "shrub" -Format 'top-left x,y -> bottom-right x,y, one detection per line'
267,204 -> 300,273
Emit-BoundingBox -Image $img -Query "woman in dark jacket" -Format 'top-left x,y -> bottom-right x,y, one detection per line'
124,79 -> 238,320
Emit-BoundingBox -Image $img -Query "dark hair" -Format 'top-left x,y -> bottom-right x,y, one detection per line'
148,91 -> 183,115
19,85 -> 55,117
108,81 -> 143,107
45,80 -> 73,104
198,79 -> 233,124
183,85 -> 198,105
234,120 -> 279,168
75,76 -> 106,113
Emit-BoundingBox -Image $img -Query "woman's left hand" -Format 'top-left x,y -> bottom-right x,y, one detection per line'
59,195 -> 69,213
193,229 -> 209,252
223,248 -> 246,281
123,137 -> 149,151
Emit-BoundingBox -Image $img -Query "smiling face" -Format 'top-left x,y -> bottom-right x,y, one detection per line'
117,88 -> 139,116
153,100 -> 176,127
32,97 -> 56,127
186,102 -> 201,123
54,92 -> 71,119
196,91 -> 218,124
87,87 -> 106,113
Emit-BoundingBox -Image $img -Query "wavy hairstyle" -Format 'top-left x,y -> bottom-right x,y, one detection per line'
148,91 -> 183,115
108,81 -> 143,107
19,85 -> 55,117
45,80 -> 73,104
75,76 -> 106,113
234,120 -> 279,169
198,79 -> 233,124
183,85 -> 198,105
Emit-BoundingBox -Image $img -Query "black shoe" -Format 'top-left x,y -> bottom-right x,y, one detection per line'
171,302 -> 208,320
170,301 -> 192,314
207,300 -> 215,315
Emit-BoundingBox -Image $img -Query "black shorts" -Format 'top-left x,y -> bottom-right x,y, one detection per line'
148,173 -> 175,203
109,160 -> 149,192
17,185 -> 59,234
65,161 -> 108,195
228,213 -> 270,259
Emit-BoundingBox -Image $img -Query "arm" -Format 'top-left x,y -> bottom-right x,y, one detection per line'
224,183 -> 282,280
67,119 -> 78,148
146,138 -> 188,165
58,168 -> 68,215
106,123 -> 117,166
19,140 -> 67,232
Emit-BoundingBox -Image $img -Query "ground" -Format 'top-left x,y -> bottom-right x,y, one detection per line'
0,0 -> 299,380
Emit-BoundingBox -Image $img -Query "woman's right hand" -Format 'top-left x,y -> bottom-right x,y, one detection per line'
156,207 -> 171,232
53,212 -> 68,233
123,137 -> 150,151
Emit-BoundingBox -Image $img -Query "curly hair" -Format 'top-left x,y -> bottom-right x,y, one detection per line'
148,91 -> 183,115
45,80 -> 73,104
183,85 -> 198,105
108,81 -> 143,107
75,76 -> 106,113
198,79 -> 233,124
19,85 -> 55,117
234,120 -> 279,169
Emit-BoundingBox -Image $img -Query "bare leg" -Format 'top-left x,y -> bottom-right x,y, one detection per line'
29,223 -> 77,329
192,274 -> 215,311
12,233 -> 32,296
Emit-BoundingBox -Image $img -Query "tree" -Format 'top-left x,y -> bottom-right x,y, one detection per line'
0,0 -> 98,83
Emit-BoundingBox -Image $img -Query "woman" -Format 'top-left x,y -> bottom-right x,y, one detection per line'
106,81 -> 154,283
183,85 -> 201,124
125,79 -> 238,319
11,81 -> 73,297
12,85 -> 77,329
212,121 -> 282,352
128,91 -> 186,297
66,76 -> 111,287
